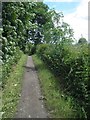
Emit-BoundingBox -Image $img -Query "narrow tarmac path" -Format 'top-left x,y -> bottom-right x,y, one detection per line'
15,56 -> 48,118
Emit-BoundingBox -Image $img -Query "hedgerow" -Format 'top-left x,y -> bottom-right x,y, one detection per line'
37,43 -> 89,118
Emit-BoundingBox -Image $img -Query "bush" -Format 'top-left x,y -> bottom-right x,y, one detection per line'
37,43 -> 49,58
36,43 -> 89,118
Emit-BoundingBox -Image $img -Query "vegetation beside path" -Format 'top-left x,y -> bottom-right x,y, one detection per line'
33,55 -> 79,118
1,2 -> 89,119
36,41 -> 89,118
2,54 -> 27,118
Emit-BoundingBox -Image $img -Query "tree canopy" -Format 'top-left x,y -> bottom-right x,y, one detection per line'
78,37 -> 87,44
1,1 -> 76,64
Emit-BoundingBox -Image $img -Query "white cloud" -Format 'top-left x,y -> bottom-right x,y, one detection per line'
63,0 -> 89,41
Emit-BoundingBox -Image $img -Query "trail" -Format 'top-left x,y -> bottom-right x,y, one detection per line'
15,56 -> 48,118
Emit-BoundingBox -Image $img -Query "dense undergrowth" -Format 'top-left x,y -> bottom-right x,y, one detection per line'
36,43 -> 90,118
33,55 -> 79,118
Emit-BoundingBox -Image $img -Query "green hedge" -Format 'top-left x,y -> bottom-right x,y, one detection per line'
37,43 -> 90,118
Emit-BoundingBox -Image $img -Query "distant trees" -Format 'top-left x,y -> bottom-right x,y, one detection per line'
78,37 -> 87,44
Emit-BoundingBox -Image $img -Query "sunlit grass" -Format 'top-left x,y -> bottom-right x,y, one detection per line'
2,54 -> 27,118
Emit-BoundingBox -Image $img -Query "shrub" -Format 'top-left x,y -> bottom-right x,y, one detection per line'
36,43 -> 89,118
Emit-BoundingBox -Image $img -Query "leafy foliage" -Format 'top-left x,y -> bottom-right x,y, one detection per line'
2,2 -> 57,85
78,37 -> 87,44
1,1 -> 89,118
0,28 -> 3,86
37,43 -> 89,118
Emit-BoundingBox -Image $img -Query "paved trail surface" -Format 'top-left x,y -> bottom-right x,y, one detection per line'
15,56 -> 48,118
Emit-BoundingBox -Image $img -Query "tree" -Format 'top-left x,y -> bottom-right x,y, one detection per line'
41,8 -> 74,44
78,37 -> 87,44
2,1 -> 75,56
27,2 -> 50,51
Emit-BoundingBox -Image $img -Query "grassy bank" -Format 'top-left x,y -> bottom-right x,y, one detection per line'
2,54 -> 27,118
33,55 -> 79,118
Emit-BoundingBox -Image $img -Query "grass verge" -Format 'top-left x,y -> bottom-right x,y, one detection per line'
33,54 -> 78,118
2,54 -> 27,118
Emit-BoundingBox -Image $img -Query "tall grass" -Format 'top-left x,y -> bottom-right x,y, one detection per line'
2,54 -> 27,118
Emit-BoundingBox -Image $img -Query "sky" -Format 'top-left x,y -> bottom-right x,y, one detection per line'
44,0 -> 89,41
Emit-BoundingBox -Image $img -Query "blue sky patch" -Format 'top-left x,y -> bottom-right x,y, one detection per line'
44,2 -> 80,15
